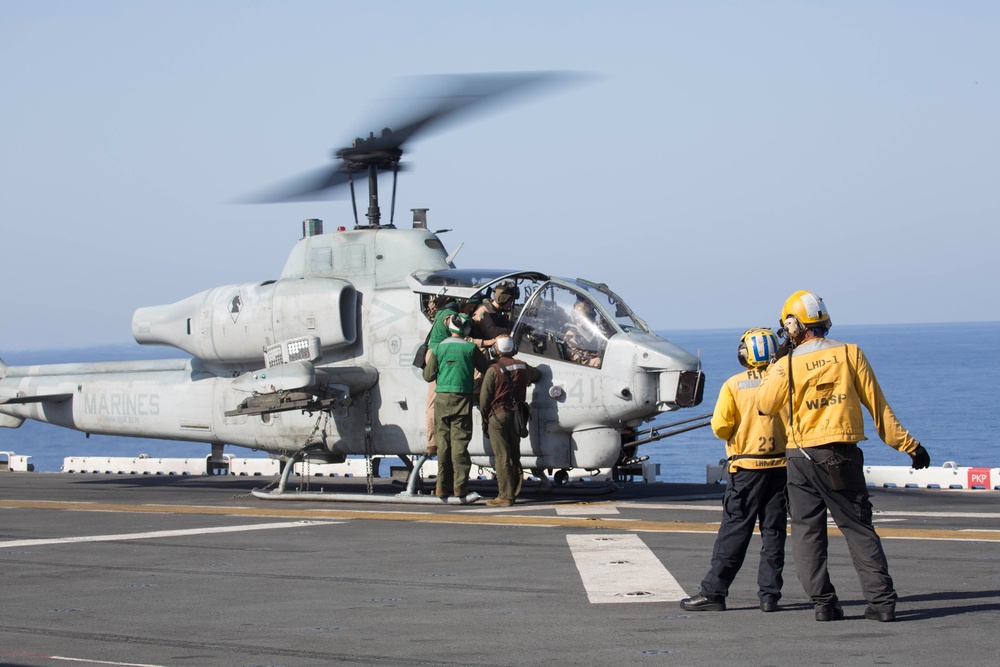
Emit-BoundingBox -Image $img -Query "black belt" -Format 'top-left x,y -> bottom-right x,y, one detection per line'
786,442 -> 857,458
728,453 -> 785,461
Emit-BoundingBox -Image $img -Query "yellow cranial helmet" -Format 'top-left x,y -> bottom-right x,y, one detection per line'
781,291 -> 832,333
738,328 -> 778,369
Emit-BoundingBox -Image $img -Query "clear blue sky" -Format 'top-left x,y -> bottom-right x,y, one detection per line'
2,1 -> 997,351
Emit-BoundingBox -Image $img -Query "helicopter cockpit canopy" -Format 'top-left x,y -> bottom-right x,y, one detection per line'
407,269 -> 549,301
565,278 -> 652,334
406,269 -> 547,324
513,278 -> 651,368
407,270 -> 651,370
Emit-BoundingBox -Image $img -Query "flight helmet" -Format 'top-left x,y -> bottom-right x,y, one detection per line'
492,283 -> 514,306
447,313 -> 471,337
737,328 -> 779,369
571,299 -> 597,326
781,291 -> 832,337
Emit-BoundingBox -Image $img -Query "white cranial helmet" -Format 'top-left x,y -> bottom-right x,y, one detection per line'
494,335 -> 516,356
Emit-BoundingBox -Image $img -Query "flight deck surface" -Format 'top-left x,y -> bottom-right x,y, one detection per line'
1,473 -> 999,666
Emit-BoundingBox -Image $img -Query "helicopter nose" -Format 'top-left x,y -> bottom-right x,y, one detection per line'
627,334 -> 705,411
665,369 -> 705,408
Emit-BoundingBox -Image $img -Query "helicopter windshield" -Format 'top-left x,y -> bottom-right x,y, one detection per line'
513,282 -> 621,368
571,278 -> 651,333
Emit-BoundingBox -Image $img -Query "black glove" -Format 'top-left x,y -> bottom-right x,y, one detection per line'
909,445 -> 930,470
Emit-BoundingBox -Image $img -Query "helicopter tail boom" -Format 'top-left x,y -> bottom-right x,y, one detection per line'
0,358 -> 26,428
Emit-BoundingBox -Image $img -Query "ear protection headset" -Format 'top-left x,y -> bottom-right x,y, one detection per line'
780,291 -> 831,341
447,313 -> 472,337
783,316 -> 804,338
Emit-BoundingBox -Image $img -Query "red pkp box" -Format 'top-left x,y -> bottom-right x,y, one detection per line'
967,468 -> 991,489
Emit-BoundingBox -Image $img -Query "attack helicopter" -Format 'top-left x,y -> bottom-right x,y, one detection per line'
0,73 -> 706,502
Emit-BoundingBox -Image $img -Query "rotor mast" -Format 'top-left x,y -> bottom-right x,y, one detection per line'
339,130 -> 402,229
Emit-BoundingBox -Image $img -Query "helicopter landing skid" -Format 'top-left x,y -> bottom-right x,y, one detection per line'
251,449 -> 482,503
250,487 -> 482,504
524,480 -> 619,496
389,476 -> 620,497
523,468 -> 620,496
391,457 -> 619,497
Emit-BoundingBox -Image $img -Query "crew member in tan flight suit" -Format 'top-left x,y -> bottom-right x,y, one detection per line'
479,334 -> 540,507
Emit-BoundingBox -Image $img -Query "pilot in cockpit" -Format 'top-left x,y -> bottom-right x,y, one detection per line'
562,299 -> 612,367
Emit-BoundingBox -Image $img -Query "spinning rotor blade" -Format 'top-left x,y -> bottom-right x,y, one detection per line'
238,163 -> 352,204
238,163 -> 411,204
242,71 -> 585,203
343,71 -> 572,155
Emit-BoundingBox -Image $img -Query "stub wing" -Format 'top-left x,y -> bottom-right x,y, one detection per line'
0,392 -> 73,406
225,362 -> 378,418
0,391 -> 72,428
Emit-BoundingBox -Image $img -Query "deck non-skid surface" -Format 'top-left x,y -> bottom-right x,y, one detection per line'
1,474 -> 998,666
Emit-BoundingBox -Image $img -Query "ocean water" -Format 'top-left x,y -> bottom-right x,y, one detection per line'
649,322 -> 1000,482
3,322 -> 998,482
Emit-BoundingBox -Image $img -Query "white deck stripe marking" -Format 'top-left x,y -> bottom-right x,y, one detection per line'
594,502 -> 1000,521
875,510 -> 1000,519
566,533 -> 687,604
555,505 -> 620,516
0,653 -> 166,667
618,502 -> 723,511
0,520 -> 337,549
50,656 -> 165,667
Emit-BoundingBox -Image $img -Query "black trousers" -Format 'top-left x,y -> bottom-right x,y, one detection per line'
786,443 -> 897,611
700,467 -> 788,602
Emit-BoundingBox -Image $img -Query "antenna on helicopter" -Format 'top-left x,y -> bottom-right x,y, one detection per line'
238,72 -> 590,229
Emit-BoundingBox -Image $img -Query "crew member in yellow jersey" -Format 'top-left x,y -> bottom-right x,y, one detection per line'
680,328 -> 788,613
756,291 -> 931,623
